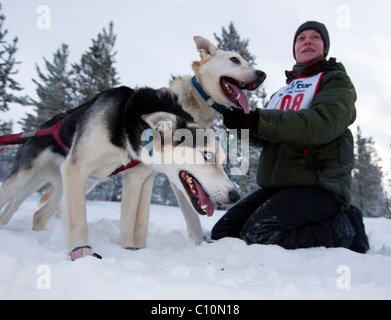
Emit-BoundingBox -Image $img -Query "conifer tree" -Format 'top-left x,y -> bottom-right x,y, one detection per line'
0,4 -> 30,127
20,21 -> 120,132
20,44 -> 74,131
214,21 -> 267,110
72,21 -> 120,104
351,126 -> 390,217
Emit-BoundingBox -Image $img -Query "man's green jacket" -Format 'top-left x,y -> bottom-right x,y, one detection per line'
256,58 -> 357,211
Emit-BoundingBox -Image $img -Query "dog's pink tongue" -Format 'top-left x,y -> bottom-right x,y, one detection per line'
195,182 -> 215,217
230,84 -> 249,114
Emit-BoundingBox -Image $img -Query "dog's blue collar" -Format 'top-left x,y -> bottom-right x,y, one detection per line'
191,76 -> 227,115
144,128 -> 154,157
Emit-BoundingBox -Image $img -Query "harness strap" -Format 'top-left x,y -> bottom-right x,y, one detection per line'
34,119 -> 70,153
0,120 -> 69,153
191,76 -> 227,115
110,160 -> 141,176
0,131 -> 34,145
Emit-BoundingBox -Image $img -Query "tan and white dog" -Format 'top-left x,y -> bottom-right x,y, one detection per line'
169,36 -> 265,127
124,36 -> 266,248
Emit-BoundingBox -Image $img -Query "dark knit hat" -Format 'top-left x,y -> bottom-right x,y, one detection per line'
293,21 -> 330,59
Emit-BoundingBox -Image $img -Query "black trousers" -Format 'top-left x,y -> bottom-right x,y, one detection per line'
211,186 -> 369,252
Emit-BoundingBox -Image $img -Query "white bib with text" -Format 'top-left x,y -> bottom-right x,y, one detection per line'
267,72 -> 324,111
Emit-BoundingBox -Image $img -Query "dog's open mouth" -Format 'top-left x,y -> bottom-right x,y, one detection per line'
179,170 -> 214,217
220,77 -> 261,114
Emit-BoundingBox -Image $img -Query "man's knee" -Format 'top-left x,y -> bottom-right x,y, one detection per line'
240,215 -> 285,245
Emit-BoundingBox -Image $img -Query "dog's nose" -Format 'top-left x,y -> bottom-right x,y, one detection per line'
229,190 -> 240,203
256,70 -> 267,82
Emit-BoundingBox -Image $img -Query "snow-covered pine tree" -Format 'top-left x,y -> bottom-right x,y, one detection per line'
0,4 -> 29,125
351,126 -> 390,217
19,44 -> 74,131
0,4 -> 29,181
21,22 -> 120,132
72,21 -> 120,104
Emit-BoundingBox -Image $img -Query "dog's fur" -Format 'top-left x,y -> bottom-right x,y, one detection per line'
0,86 -> 240,256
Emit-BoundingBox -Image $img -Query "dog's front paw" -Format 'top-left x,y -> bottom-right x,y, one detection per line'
203,234 -> 214,243
125,247 -> 143,251
70,246 -> 102,261
197,233 -> 213,245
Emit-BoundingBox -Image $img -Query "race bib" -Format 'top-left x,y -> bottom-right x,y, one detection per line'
267,72 -> 324,111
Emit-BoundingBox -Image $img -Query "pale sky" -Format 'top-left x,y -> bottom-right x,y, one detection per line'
2,0 -> 391,188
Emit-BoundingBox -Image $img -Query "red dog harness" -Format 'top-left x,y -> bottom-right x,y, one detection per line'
0,118 -> 69,153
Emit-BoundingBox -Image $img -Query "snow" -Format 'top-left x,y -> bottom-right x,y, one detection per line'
1,193 -> 391,300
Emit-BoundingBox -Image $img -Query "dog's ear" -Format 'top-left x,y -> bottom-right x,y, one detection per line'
142,112 -> 177,135
194,36 -> 218,58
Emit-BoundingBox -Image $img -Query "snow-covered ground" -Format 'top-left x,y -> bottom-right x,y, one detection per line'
1,193 -> 391,300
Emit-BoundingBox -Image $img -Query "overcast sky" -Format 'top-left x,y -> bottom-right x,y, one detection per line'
2,0 -> 391,187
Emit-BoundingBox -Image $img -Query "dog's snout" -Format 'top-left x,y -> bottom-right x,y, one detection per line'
256,70 -> 267,82
229,190 -> 240,203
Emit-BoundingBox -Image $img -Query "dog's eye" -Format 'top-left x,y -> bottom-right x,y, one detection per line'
203,151 -> 213,161
230,57 -> 240,65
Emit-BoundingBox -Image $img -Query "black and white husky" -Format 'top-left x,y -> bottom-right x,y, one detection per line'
0,86 -> 240,259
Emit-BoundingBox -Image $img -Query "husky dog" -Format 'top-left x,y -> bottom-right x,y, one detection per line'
0,87 -> 240,259
123,36 -> 266,248
168,36 -> 266,127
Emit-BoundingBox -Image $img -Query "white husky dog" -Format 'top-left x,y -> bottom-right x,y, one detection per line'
0,87 -> 240,259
